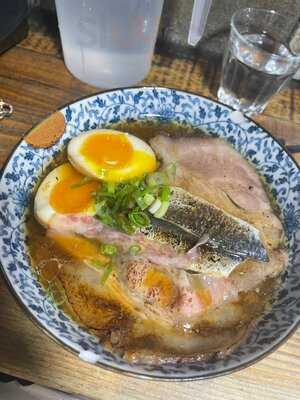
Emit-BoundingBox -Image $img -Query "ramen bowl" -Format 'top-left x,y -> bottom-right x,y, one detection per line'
0,87 -> 299,380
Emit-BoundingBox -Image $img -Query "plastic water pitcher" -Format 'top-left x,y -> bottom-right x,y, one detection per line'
55,0 -> 211,88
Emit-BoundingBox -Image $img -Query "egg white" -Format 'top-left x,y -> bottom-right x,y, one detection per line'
67,129 -> 157,182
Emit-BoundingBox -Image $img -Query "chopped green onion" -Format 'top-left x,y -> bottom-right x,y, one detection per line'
93,170 -> 171,234
143,193 -> 155,206
112,194 -> 124,213
116,214 -> 136,234
140,186 -> 155,196
100,264 -> 113,285
160,185 -> 171,202
121,192 -> 135,209
148,198 -> 161,214
95,203 -> 116,227
89,259 -> 106,270
154,201 -> 169,218
107,182 -> 116,194
100,243 -> 118,256
95,199 -> 106,209
129,244 -> 142,256
136,197 -> 148,210
128,210 -> 150,227
70,176 -> 93,189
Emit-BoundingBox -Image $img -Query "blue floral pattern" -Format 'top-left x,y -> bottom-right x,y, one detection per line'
0,87 -> 299,380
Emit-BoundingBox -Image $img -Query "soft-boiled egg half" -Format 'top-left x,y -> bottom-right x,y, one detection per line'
67,129 -> 157,182
34,163 -> 99,227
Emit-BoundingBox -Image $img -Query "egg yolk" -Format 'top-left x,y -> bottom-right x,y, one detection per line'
50,164 -> 99,214
50,234 -> 108,265
80,132 -> 133,169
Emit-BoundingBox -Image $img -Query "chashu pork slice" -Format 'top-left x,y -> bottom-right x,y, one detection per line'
150,135 -> 284,251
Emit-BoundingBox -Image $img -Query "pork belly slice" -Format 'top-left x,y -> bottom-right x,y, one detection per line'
150,135 -> 283,249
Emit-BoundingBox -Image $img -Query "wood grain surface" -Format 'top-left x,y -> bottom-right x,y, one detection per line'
0,25 -> 299,400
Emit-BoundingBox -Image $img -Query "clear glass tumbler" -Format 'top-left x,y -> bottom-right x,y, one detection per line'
218,8 -> 300,116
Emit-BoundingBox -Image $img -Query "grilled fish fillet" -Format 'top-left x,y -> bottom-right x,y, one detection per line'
160,186 -> 268,262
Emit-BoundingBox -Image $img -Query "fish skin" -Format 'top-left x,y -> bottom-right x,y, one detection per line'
159,187 -> 269,263
143,218 -> 244,277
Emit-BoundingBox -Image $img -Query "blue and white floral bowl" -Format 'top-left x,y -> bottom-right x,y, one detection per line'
0,87 -> 299,380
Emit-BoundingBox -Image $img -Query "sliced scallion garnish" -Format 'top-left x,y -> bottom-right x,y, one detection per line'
100,264 -> 113,285
100,243 -> 118,256
148,198 -> 162,214
160,185 -> 171,202
135,196 -> 148,210
93,171 -> 172,234
107,181 -> 116,194
154,201 -> 169,218
116,214 -> 136,234
89,259 -> 106,270
129,244 -> 142,256
143,193 -> 155,206
128,210 -> 150,227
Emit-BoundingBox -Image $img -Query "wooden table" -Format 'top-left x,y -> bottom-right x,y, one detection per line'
0,23 -> 299,400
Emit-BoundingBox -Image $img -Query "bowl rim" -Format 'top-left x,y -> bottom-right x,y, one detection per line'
0,85 -> 299,381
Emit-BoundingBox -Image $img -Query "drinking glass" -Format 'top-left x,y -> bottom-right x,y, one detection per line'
218,8 -> 300,116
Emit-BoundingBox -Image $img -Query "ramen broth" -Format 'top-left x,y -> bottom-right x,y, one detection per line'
27,120 -> 282,362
